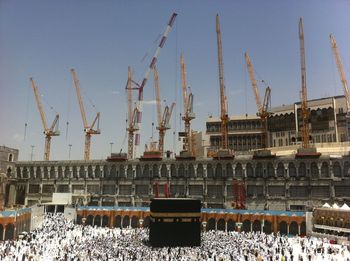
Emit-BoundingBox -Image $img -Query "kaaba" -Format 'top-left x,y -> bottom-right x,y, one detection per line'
149,198 -> 201,247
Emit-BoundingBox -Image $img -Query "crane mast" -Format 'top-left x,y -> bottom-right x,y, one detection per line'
180,54 -> 195,155
153,66 -> 174,156
71,69 -> 101,160
330,34 -> 350,129
298,18 -> 310,149
133,13 -> 177,156
30,78 -> 60,161
244,52 -> 271,148
216,14 -> 229,150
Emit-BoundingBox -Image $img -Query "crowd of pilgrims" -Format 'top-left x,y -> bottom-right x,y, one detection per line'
0,213 -> 349,261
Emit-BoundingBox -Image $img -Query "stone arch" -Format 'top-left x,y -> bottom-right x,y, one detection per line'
77,215 -> 82,224
161,164 -> 167,178
16,167 -> 21,179
263,220 -> 272,234
42,166 -> 48,179
64,166 -> 70,178
23,167 -> 29,179
152,164 -> 159,178
127,165 -> 133,179
178,164 -> 185,178
344,161 -> 350,177
288,163 -> 296,177
298,162 -> 306,177
252,220 -> 261,232
5,224 -> 14,240
8,153 -> 13,162
110,165 -> 117,179
300,221 -> 306,235
267,162 -> 274,178
94,215 -> 101,227
277,162 -> 284,177
235,163 -> 243,178
207,164 -> 213,178
95,165 -> 101,178
217,218 -> 225,231
122,216 -> 130,228
310,162 -> 319,178
279,221 -> 288,235
102,215 -> 109,227
289,221 -> 298,235
87,165 -> 93,178
143,216 -> 150,228
320,162 -> 329,177
78,166 -> 85,179
49,167 -> 55,179
226,163 -> 233,178
255,163 -> 263,178
333,162 -> 341,177
227,219 -> 235,231
170,164 -> 176,177
114,215 -> 121,228
207,218 -> 216,231
143,165 -> 150,178
197,164 -> 203,178
57,166 -> 63,179
188,164 -> 195,178
119,165 -> 125,178
0,224 -> 3,241
86,215 -> 93,226
30,166 -> 35,179
103,165 -> 109,179
242,220 -> 251,232
131,216 -> 139,228
135,165 -> 141,179
246,163 -> 254,178
215,163 -> 223,178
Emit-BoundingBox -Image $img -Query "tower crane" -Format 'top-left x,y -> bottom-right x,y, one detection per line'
30,78 -> 60,161
131,13 -> 177,157
298,18 -> 310,149
71,69 -> 100,161
214,14 -> 233,159
330,34 -> 350,139
126,66 -> 139,159
153,66 -> 175,156
179,54 -> 195,156
296,18 -> 320,158
244,52 -> 271,148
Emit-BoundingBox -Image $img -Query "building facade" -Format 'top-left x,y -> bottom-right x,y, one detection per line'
12,155 -> 350,212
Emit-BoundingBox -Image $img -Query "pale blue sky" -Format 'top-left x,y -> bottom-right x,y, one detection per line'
1,0 -> 350,160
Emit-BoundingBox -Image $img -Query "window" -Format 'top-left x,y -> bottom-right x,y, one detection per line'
8,154 -> 13,162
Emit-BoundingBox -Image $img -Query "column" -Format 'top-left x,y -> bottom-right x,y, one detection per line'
250,222 -> 253,232
129,217 -> 132,228
225,221 -> 228,232
100,217 -> 103,227
215,220 -> 217,231
287,223 -> 290,235
3,226 -> 6,240
298,224 -> 301,235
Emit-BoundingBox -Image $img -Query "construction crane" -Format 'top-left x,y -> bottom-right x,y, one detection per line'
180,54 -> 195,156
330,34 -> 350,139
215,14 -> 231,157
298,18 -> 310,149
132,13 -> 177,157
244,52 -> 271,148
126,66 -> 139,159
71,69 -> 100,161
153,66 -> 175,156
30,78 -> 60,161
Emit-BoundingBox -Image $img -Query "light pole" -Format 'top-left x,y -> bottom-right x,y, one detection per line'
110,142 -> 114,154
68,144 -> 72,160
30,145 -> 35,161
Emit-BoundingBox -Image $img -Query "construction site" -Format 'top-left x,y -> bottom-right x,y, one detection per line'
1,11 -> 350,241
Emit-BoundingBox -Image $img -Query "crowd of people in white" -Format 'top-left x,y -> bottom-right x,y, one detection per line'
0,213 -> 349,261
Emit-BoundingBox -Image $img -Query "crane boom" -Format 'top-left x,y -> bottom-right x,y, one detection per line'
30,78 -> 49,130
330,34 -> 350,114
180,54 -> 188,114
244,52 -> 263,114
153,66 -> 162,126
133,13 -> 177,154
298,18 -> 310,149
30,77 -> 60,161
216,14 -> 229,150
71,68 -> 101,160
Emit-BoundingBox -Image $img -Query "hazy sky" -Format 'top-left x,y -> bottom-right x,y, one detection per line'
1,0 -> 350,161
